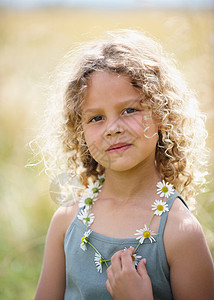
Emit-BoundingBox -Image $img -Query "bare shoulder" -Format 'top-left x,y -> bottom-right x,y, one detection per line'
164,197 -> 209,262
164,197 -> 214,300
164,198 -> 205,252
35,202 -> 79,300
50,201 -> 79,240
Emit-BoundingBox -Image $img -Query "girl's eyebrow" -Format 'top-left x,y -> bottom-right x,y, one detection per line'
83,98 -> 141,114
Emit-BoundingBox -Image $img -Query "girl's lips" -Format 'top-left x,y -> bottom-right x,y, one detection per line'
106,143 -> 132,153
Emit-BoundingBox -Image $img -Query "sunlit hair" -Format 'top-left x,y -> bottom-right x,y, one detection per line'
31,29 -> 209,206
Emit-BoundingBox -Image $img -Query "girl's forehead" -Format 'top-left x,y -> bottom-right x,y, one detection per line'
87,71 -> 131,88
82,71 -> 141,109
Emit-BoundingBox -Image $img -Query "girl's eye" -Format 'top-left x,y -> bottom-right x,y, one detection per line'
89,115 -> 103,123
124,108 -> 138,114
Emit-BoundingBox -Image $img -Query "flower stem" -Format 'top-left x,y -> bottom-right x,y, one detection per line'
166,195 -> 172,203
135,242 -> 141,253
148,214 -> 155,228
88,241 -> 109,268
85,205 -> 92,227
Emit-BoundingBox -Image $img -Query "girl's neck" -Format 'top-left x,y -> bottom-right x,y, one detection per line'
100,161 -> 161,204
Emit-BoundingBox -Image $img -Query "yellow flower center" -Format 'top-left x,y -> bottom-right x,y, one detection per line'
143,230 -> 151,238
81,236 -> 85,243
131,255 -> 135,261
162,186 -> 168,193
99,258 -> 102,264
157,204 -> 163,211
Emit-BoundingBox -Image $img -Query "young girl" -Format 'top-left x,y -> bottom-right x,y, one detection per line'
34,30 -> 214,299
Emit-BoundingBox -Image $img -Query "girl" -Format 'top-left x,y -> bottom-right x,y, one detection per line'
34,30 -> 214,299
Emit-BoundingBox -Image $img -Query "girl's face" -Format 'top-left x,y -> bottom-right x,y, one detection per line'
81,71 -> 159,172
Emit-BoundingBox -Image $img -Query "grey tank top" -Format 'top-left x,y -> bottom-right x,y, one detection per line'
64,190 -> 188,300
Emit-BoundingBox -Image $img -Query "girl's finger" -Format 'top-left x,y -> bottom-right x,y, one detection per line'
120,247 -> 135,270
105,279 -> 113,296
110,249 -> 124,273
137,258 -> 148,279
106,265 -> 115,296
106,265 -> 113,279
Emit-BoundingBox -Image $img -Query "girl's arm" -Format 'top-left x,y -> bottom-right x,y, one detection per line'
35,204 -> 78,300
165,199 -> 214,300
106,199 -> 214,300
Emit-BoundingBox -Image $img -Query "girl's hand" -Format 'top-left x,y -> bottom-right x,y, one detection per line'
106,247 -> 154,300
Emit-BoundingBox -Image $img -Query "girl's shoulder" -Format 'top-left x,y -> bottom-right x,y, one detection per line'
164,198 -> 214,298
164,197 -> 208,264
167,196 -> 201,233
50,202 -> 79,239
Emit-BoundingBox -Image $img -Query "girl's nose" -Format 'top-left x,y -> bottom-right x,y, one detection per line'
104,124 -> 125,137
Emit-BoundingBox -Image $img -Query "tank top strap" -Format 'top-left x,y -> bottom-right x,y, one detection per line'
157,190 -> 189,236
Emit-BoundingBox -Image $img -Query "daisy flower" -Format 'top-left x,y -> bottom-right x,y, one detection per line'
87,181 -> 102,194
156,180 -> 174,198
124,247 -> 142,267
152,199 -> 169,216
80,229 -> 92,251
77,208 -> 95,226
94,252 -> 103,273
78,190 -> 97,208
131,253 -> 142,267
135,225 -> 156,244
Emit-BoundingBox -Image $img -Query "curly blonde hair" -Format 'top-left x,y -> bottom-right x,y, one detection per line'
31,29 -> 209,205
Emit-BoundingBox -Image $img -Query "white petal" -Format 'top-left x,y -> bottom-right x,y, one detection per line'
94,253 -> 103,273
135,229 -> 143,235
139,237 -> 145,244
156,181 -> 163,188
150,236 -> 156,242
80,243 -> 87,251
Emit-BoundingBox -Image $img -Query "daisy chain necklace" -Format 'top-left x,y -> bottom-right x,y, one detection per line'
77,175 -> 174,273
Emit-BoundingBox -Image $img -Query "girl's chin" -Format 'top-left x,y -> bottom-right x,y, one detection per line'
101,161 -> 139,173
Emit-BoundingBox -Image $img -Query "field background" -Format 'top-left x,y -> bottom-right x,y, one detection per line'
0,7 -> 213,299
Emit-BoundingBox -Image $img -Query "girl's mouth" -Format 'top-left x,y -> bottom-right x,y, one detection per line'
106,143 -> 132,153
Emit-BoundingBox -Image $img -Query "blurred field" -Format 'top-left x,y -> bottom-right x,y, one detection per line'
0,7 -> 213,299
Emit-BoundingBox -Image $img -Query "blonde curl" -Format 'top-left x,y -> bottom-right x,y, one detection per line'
30,29 -> 209,206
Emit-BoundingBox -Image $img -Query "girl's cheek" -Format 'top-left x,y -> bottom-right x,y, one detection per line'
124,115 -> 146,133
84,128 -> 102,148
